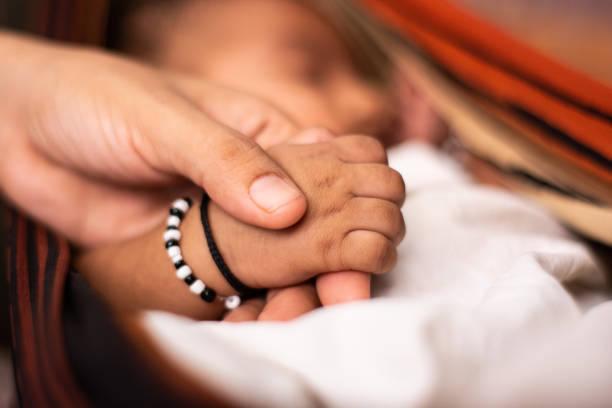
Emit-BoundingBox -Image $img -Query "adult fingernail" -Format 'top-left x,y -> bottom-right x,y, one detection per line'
249,175 -> 302,213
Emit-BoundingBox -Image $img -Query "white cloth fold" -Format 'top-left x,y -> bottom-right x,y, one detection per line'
142,142 -> 611,408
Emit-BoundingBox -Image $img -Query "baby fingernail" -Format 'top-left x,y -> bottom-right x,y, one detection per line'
249,175 -> 302,213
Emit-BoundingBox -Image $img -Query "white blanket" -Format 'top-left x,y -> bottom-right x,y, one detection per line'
142,142 -> 612,408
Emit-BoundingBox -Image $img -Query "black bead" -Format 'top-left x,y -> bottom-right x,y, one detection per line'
200,287 -> 216,303
165,239 -> 179,249
174,259 -> 186,269
184,274 -> 196,285
169,207 -> 184,219
183,197 -> 193,206
166,225 -> 178,231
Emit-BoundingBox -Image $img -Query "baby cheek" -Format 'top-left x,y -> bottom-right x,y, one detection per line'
237,75 -> 346,133
329,76 -> 398,137
224,75 -> 345,134
280,87 -> 347,132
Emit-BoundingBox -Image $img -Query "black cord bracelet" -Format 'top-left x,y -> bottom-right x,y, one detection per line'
200,191 -> 265,299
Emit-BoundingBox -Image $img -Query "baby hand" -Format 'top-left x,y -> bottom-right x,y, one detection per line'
196,135 -> 406,290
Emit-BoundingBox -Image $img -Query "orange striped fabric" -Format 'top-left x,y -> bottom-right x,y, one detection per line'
358,0 -> 612,183
6,212 -> 91,408
0,0 -> 109,44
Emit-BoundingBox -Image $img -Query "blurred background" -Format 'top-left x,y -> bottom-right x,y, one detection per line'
456,0 -> 612,86
0,202 -> 9,406
0,0 -> 610,403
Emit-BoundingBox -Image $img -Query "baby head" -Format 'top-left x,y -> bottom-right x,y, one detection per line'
111,0 -> 398,141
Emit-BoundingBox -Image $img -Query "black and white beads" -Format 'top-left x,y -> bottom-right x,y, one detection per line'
164,197 -> 241,310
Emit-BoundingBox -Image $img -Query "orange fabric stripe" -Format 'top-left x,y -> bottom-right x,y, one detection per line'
12,217 -> 50,408
8,214 -> 91,407
362,0 -> 612,117
473,97 -> 612,186
362,0 -> 612,162
18,0 -> 108,44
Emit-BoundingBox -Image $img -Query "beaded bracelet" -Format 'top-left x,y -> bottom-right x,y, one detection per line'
163,197 -> 242,310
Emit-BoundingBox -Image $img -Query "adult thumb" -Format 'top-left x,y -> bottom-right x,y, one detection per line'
316,271 -> 371,306
150,107 -> 307,229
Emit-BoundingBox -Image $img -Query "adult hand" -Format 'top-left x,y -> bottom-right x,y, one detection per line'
0,32 -> 306,247
0,33 -> 384,316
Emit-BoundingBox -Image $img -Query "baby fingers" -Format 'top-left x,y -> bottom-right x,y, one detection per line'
349,164 -> 405,206
332,135 -> 388,164
344,198 -> 405,244
258,284 -> 320,321
340,230 -> 397,274
222,297 -> 266,322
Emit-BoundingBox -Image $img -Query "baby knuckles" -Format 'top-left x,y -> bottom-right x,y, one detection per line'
369,199 -> 405,244
383,168 -> 406,205
333,135 -> 388,164
265,139 -> 404,277
339,230 -> 397,274
342,197 -> 405,244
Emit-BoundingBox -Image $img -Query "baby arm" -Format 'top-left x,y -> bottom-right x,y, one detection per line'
76,136 -> 406,320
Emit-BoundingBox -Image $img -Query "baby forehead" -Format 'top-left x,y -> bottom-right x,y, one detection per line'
174,0 -> 346,47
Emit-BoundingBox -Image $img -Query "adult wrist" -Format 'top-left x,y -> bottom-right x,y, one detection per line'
0,32 -> 46,112
0,31 -> 70,113
0,32 -> 49,194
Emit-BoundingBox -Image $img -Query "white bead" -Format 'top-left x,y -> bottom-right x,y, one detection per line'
167,246 -> 181,258
172,199 -> 190,213
176,265 -> 192,279
224,295 -> 241,310
167,215 -> 181,228
171,254 -> 183,264
163,229 -> 181,242
189,279 -> 205,295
